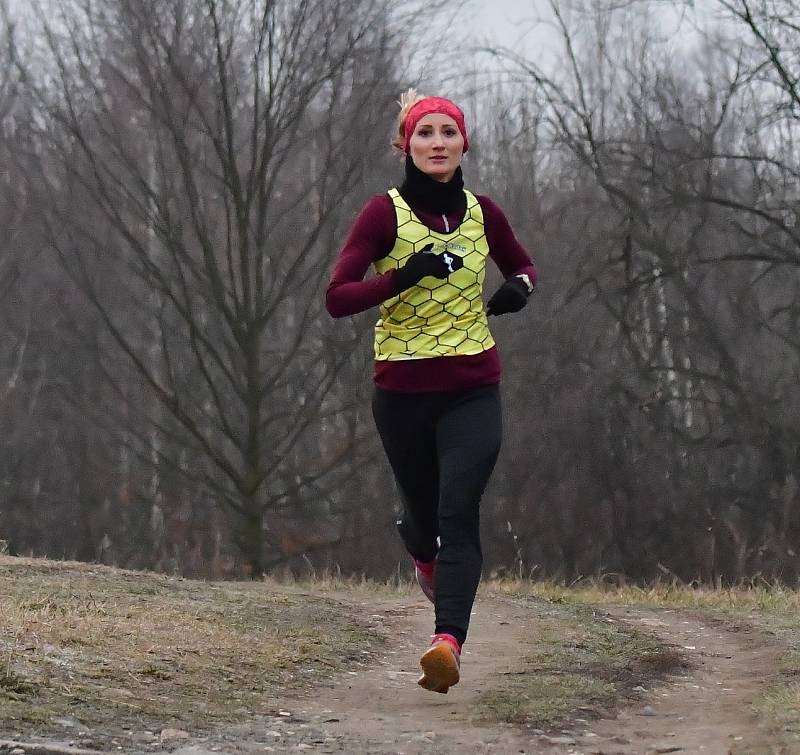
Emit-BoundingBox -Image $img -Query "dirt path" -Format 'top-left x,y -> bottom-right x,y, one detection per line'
571,606 -> 788,755
188,593 -> 789,754
284,593 -> 538,753
205,592 -> 541,753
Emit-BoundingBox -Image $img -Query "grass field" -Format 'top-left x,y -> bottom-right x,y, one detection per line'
2,556 -> 799,750
0,557 -> 381,746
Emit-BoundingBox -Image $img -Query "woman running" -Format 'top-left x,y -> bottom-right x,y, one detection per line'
325,90 -> 537,694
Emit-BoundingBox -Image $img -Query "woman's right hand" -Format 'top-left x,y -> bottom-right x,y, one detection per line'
393,243 -> 463,293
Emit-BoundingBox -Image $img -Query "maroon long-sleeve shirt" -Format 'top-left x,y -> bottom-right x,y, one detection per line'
326,192 -> 537,392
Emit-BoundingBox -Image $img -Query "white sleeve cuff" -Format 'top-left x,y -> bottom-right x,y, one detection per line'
515,273 -> 534,294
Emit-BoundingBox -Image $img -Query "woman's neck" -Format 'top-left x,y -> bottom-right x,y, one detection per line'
399,155 -> 466,215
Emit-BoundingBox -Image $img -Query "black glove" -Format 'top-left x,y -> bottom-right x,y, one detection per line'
486,275 -> 532,316
393,243 -> 464,293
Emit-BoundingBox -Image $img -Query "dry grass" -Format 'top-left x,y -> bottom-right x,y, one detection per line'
0,556 -> 382,747
485,576 -> 800,615
280,569 -> 417,597
754,683 -> 800,730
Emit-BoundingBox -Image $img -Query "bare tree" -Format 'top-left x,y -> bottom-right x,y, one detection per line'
475,0 -> 800,582
17,0 -> 425,575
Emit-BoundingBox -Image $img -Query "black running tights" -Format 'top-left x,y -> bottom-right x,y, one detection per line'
372,383 -> 502,647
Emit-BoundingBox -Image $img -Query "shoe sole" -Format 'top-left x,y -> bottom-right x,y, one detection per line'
417,643 -> 460,694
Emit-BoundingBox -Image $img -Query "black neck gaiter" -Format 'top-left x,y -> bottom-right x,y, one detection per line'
399,155 -> 467,216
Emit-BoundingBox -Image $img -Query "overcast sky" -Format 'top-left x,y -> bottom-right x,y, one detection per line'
461,0 -> 553,58
462,0 -> 705,54
464,0 -> 546,42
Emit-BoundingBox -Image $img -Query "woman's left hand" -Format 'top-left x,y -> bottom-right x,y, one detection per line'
486,275 -> 533,316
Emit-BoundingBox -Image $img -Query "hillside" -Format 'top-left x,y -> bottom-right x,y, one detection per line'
1,556 -> 797,753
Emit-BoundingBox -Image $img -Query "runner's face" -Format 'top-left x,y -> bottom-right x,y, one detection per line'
408,113 -> 464,183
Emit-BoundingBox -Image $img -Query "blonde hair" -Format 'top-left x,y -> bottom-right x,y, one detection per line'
391,87 -> 427,154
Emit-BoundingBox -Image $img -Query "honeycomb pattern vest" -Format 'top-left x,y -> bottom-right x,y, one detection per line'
373,189 -> 495,361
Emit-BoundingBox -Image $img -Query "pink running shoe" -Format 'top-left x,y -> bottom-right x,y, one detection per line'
417,633 -> 461,694
413,558 -> 435,603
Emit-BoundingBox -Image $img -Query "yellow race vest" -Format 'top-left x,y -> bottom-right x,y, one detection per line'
373,189 -> 495,361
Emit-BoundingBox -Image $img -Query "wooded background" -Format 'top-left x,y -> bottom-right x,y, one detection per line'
2,0 -> 799,585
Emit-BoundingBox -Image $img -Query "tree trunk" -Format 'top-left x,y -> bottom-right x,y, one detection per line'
233,505 -> 265,579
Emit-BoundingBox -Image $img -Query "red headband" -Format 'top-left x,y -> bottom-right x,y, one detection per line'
403,97 -> 469,154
